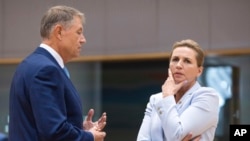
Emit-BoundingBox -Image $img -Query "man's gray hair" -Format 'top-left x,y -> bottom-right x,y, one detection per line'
40,5 -> 85,39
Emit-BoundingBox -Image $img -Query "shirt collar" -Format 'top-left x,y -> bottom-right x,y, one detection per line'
179,81 -> 201,102
39,43 -> 64,68
186,81 -> 201,96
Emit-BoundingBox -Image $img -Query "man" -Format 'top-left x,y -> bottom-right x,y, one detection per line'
9,5 -> 106,141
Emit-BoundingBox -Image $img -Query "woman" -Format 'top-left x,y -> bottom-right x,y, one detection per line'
137,39 -> 220,141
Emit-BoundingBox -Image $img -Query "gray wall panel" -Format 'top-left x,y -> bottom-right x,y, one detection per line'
158,0 -> 210,51
1,0 -> 250,58
211,0 -> 250,49
3,0 -> 54,58
0,0 -> 3,57
105,0 -> 158,55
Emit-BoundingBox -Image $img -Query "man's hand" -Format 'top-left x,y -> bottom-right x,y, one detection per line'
89,127 -> 106,141
182,133 -> 201,141
83,109 -> 107,131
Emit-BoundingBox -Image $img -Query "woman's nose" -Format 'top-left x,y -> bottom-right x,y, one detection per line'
176,60 -> 183,68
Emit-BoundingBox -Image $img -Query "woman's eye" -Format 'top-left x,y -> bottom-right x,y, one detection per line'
184,59 -> 191,63
172,58 -> 178,62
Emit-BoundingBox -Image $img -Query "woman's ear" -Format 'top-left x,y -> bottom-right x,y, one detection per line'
197,66 -> 203,77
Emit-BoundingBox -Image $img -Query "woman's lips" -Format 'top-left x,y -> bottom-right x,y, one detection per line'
173,72 -> 183,78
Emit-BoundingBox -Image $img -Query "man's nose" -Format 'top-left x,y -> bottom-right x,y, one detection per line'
81,35 -> 86,44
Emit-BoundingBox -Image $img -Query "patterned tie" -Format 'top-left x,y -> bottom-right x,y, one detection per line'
63,67 -> 70,78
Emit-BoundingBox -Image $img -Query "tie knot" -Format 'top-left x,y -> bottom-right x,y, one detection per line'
63,67 -> 70,78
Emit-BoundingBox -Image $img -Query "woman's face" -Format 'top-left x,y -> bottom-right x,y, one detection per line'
169,46 -> 203,85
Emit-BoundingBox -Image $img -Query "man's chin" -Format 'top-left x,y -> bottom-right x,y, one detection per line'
74,53 -> 81,58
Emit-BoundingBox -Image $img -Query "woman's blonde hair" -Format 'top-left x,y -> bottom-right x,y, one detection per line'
169,39 -> 205,67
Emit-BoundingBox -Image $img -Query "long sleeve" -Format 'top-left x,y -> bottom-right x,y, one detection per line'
155,87 -> 219,141
137,93 -> 167,141
136,82 -> 220,141
29,66 -> 93,141
136,98 -> 153,141
9,50 -> 94,141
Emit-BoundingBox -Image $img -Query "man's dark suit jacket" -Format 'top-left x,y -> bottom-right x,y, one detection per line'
9,47 -> 93,141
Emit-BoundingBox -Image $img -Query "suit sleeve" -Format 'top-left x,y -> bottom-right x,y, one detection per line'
29,66 -> 93,141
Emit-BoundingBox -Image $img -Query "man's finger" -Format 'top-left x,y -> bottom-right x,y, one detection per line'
86,109 -> 94,121
97,113 -> 107,130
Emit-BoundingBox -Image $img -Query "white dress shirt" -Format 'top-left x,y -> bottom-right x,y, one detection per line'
39,43 -> 64,68
137,82 -> 220,141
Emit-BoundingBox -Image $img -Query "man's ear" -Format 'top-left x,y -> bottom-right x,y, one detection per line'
53,24 -> 63,40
